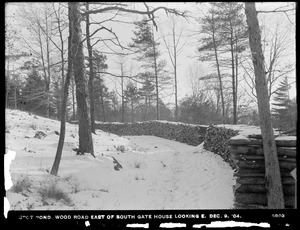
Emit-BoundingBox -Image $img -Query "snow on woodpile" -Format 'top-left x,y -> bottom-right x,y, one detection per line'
216,124 -> 281,137
203,124 -> 292,169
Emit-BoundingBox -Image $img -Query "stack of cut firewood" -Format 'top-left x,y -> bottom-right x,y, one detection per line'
95,121 -> 207,146
203,125 -> 239,168
228,135 -> 296,209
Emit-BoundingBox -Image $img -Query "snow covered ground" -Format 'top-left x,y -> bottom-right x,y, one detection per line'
5,109 -> 235,210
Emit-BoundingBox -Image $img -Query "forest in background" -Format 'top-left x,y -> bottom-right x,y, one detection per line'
5,2 -> 296,131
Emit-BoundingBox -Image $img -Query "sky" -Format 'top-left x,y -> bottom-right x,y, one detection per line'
81,2 -> 297,107
5,2 -> 296,109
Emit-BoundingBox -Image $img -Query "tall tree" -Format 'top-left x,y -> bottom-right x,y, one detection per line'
85,2 -> 96,133
217,2 -> 248,124
138,72 -> 156,120
129,19 -> 162,120
197,2 -> 248,124
92,51 -> 108,122
50,2 -> 68,119
50,34 -> 72,176
115,55 -> 128,122
245,2 -> 284,209
196,4 -> 225,123
160,15 -> 187,121
70,2 -> 95,157
65,2 -> 185,163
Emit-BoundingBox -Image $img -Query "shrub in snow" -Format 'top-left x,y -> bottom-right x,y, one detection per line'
39,181 -> 72,205
134,175 -> 145,181
116,145 -> 126,153
99,188 -> 109,193
10,176 -> 31,193
161,161 -> 166,168
134,162 -> 142,169
29,123 -> 37,130
34,131 -> 47,139
203,125 -> 239,168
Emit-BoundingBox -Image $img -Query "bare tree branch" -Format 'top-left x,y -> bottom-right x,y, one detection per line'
81,5 -> 187,18
257,8 -> 295,14
94,71 -> 145,84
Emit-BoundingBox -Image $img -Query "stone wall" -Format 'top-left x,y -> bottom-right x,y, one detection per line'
228,135 -> 296,209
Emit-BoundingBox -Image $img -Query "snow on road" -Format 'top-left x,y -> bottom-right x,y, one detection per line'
5,109 -> 235,210
121,136 -> 236,209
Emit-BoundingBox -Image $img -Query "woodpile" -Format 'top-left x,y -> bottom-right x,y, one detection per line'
203,125 -> 239,168
228,135 -> 296,209
95,121 -> 208,146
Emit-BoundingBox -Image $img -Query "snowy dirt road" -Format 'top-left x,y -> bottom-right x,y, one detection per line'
5,109 -> 236,210
120,136 -> 236,209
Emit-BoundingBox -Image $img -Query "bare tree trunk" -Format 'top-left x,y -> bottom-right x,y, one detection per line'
235,47 -> 239,122
97,65 -> 106,122
6,51 -> 10,109
71,78 -> 76,119
14,86 -> 17,109
56,3 -> 65,114
50,34 -> 72,176
212,14 -> 225,123
6,82 -> 9,108
144,96 -> 148,120
245,2 -> 284,209
37,25 -> 49,117
152,29 -> 159,120
99,80 -> 105,122
46,41 -> 51,118
70,2 -> 95,157
86,2 -> 96,133
160,16 -> 184,122
44,11 -> 51,118
230,30 -> 237,124
174,64 -> 178,121
131,98 -> 134,122
121,75 -> 125,122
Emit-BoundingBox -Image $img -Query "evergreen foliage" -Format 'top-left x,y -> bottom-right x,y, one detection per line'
272,77 -> 297,132
21,69 -> 50,116
129,18 -> 171,120
129,19 -> 160,62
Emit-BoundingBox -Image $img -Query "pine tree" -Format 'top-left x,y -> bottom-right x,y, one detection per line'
22,68 -> 47,115
198,2 -> 248,124
272,77 -> 296,131
197,4 -> 225,122
129,19 -> 168,120
137,72 -> 156,120
216,2 -> 248,124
